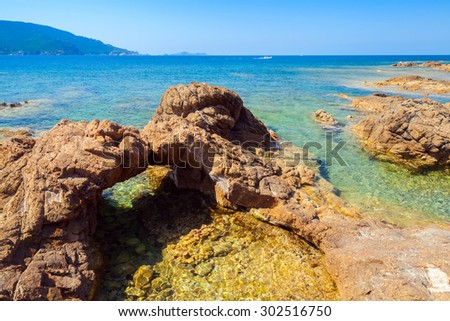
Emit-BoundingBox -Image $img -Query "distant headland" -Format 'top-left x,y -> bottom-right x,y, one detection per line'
166,51 -> 207,56
0,20 -> 137,56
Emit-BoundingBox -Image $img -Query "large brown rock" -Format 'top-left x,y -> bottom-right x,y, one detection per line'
151,82 -> 274,146
352,95 -> 450,170
0,119 -> 148,300
142,82 -> 291,209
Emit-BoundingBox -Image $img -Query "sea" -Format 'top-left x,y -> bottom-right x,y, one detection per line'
1,55 -> 449,225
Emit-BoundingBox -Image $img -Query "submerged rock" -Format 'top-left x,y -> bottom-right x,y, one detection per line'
125,207 -> 339,301
314,109 -> 338,125
352,94 -> 450,170
0,101 -> 32,108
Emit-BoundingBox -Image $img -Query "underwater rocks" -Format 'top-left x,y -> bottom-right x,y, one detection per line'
314,109 -> 338,125
352,94 -> 450,170
375,75 -> 450,95
125,210 -> 339,301
0,119 -> 148,300
0,101 -> 30,108
254,192 -> 450,300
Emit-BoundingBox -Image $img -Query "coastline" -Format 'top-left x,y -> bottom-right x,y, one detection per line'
1,79 -> 449,301
1,57 -> 450,301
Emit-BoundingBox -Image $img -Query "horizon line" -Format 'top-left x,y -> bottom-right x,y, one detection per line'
4,54 -> 450,57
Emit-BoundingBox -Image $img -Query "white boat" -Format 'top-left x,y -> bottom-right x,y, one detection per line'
255,56 -> 272,60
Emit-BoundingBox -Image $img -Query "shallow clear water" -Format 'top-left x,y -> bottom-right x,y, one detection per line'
96,167 -> 338,301
1,55 -> 449,224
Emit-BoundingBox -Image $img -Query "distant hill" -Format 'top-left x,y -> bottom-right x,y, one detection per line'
0,20 -> 137,55
168,51 -> 207,56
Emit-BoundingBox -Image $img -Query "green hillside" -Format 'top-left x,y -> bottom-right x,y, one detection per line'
0,20 -> 136,55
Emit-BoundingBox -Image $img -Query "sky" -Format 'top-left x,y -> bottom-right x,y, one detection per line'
1,0 -> 449,55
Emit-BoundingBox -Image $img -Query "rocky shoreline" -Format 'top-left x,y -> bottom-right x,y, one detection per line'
393,61 -> 450,73
375,75 -> 450,95
1,82 -> 450,301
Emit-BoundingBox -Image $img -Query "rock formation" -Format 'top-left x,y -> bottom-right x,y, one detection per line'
434,64 -> 450,73
352,94 -> 450,170
1,83 -> 449,301
314,109 -> 338,125
392,61 -> 450,72
375,75 -> 450,94
142,83 -> 450,300
351,93 -> 405,113
392,62 -> 419,67
0,120 -> 148,300
141,82 -> 288,209
0,101 -> 31,108
422,61 -> 445,68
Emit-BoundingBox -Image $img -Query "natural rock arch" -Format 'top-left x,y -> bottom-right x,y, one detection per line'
0,120 -> 148,300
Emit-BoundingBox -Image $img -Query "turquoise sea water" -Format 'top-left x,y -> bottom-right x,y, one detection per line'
1,55 -> 449,225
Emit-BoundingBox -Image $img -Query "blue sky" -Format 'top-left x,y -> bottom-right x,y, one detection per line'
1,0 -> 449,55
